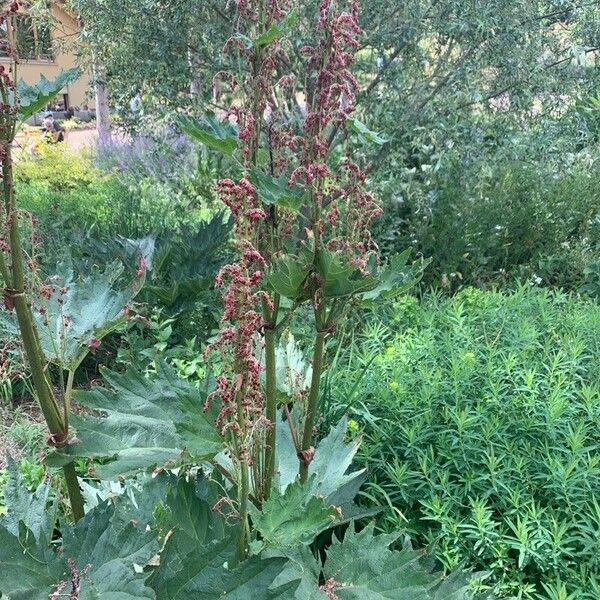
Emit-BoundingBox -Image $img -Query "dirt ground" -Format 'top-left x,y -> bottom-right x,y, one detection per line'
64,127 -> 98,151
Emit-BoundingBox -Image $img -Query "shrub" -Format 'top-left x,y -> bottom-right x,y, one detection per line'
330,287 -> 600,598
14,140 -> 215,245
375,158 -> 600,292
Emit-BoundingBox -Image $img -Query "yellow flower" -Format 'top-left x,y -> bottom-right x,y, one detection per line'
389,381 -> 399,391
463,351 -> 476,364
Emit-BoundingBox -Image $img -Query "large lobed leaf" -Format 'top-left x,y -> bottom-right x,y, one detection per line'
249,169 -> 305,212
276,415 -> 373,522
35,260 -> 142,371
0,467 -> 485,600
0,503 -> 157,600
250,478 -> 340,549
0,522 -> 63,600
178,113 -> 239,155
264,255 -> 311,300
316,522 -> 478,600
1,461 -> 56,542
52,362 -> 223,478
265,248 -> 427,304
0,260 -> 142,371
17,69 -> 81,121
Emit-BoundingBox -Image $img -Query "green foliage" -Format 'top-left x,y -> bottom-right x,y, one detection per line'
251,9 -> 298,48
0,467 -> 482,600
16,143 -> 105,192
276,415 -> 373,522
347,117 -> 389,146
51,362 -> 223,477
313,522 -> 479,600
250,478 -> 339,548
38,261 -> 141,371
334,286 -> 600,598
0,473 -> 158,599
16,69 -> 80,121
265,255 -> 311,300
1,259 -> 142,372
377,158 -> 600,291
142,212 -> 231,316
249,169 -> 305,211
177,114 -> 239,155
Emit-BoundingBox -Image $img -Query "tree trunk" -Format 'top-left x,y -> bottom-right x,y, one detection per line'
92,54 -> 111,143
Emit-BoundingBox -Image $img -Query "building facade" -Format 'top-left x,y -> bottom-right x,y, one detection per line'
0,2 -> 90,110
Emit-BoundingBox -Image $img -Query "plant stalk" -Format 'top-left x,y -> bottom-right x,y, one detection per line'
62,461 -> 85,521
2,142 -> 85,519
299,331 -> 326,482
236,458 -> 250,563
263,326 -> 277,499
234,377 -> 250,563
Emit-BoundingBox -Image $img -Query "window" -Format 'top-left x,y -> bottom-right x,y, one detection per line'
0,21 -> 9,58
14,16 -> 36,59
0,15 -> 53,61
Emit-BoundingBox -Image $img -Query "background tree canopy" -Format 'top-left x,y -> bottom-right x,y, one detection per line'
68,0 -> 600,289
69,0 -> 600,168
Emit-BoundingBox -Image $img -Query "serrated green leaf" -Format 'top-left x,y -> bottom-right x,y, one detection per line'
68,362 -> 223,478
276,416 -> 372,521
266,546 -> 327,600
61,503 -> 158,600
317,250 -> 379,298
17,69 -> 80,121
178,114 -> 239,155
249,169 -> 305,211
37,260 -> 142,371
0,502 -> 158,600
361,250 -> 430,302
250,478 -> 339,548
273,331 -> 312,397
0,260 -> 142,371
1,461 -> 56,542
253,10 -> 298,47
265,255 -> 311,300
347,117 -> 389,146
322,522 -> 437,599
156,475 -> 225,554
149,532 -> 291,600
0,522 -> 63,600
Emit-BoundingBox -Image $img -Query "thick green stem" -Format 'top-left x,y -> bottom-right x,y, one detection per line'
234,377 -> 250,563
263,326 -> 277,499
3,146 -> 85,519
12,296 -> 63,432
64,369 -> 75,426
5,151 -> 63,435
236,458 -> 250,563
62,462 -> 85,521
299,331 -> 326,482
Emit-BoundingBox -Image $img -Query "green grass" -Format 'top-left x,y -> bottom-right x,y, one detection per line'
328,286 -> 600,599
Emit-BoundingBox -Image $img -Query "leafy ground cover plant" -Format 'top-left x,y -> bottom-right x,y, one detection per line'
330,286 -> 600,598
0,464 -> 481,599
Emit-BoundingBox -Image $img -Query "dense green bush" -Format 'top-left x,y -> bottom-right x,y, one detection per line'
375,158 -> 600,292
330,287 -> 600,598
15,142 -> 216,245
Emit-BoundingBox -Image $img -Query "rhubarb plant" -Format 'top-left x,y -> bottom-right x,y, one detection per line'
0,2 -> 140,520
0,466 -> 485,599
177,0 -> 426,560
